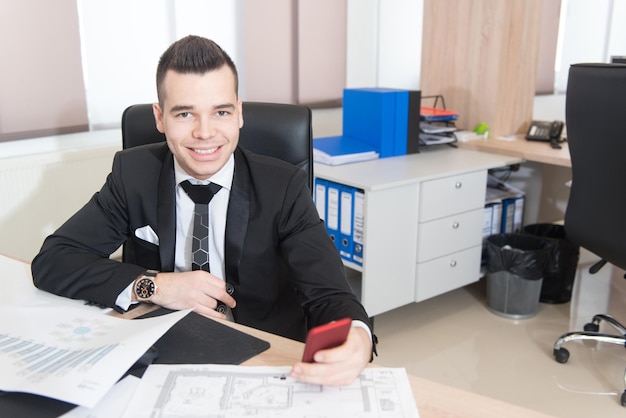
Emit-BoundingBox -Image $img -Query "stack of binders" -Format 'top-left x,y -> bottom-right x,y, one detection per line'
482,175 -> 525,264
313,88 -> 421,165
314,178 -> 365,266
343,88 -> 421,158
484,175 -> 525,236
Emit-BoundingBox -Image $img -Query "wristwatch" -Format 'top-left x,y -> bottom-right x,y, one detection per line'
133,270 -> 159,302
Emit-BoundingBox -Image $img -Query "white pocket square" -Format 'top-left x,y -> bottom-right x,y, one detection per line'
135,225 -> 159,245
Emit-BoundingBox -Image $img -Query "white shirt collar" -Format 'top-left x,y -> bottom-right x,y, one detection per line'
173,154 -> 234,191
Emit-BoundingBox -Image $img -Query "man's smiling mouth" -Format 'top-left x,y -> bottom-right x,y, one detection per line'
193,147 -> 219,155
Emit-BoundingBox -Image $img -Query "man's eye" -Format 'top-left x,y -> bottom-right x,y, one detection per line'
217,110 -> 229,117
177,112 -> 191,118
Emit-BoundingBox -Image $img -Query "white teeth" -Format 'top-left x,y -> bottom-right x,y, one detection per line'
194,147 -> 218,155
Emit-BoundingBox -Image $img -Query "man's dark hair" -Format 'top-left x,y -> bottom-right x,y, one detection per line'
156,35 -> 239,105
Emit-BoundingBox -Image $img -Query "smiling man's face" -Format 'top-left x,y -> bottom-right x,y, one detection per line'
153,65 -> 243,180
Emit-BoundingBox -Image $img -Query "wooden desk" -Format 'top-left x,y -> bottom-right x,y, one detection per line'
119,305 -> 556,417
218,317 -> 555,418
457,136 -> 572,224
3,257 -> 556,417
457,135 -> 571,167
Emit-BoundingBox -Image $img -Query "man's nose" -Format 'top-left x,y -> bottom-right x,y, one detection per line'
192,116 -> 215,139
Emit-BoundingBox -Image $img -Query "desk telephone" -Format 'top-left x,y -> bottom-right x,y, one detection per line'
526,120 -> 565,149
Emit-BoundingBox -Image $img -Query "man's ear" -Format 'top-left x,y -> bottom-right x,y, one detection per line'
238,98 -> 244,129
153,103 -> 165,133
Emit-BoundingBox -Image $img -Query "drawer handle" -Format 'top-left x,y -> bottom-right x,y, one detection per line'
455,181 -> 462,189
452,221 -> 460,229
450,260 -> 457,267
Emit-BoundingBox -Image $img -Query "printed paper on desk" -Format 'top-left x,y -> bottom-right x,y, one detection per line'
0,306 -> 190,408
122,364 -> 420,418
60,376 -> 140,418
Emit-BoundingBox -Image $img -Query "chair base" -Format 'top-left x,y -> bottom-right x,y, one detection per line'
553,314 -> 626,406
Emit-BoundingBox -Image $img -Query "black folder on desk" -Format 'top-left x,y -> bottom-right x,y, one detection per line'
132,308 -> 271,372
1,308 -> 271,418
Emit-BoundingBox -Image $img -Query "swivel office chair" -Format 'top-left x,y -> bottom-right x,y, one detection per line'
120,101 -> 313,263
121,101 -> 313,190
552,63 -> 626,405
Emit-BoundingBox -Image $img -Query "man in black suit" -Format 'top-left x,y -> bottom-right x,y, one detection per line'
31,35 -> 374,386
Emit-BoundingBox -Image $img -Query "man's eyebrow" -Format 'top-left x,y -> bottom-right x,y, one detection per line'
214,103 -> 236,111
169,105 -> 194,114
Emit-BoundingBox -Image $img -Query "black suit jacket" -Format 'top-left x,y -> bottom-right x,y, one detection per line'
32,144 -> 370,341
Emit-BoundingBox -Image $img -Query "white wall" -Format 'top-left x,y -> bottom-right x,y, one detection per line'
78,0 -> 171,129
554,0 -> 626,93
78,0 -> 242,129
376,0 -> 422,89
77,0 -> 624,129
78,0 -> 424,130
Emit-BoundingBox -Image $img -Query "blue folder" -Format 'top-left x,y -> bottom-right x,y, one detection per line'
338,184 -> 354,261
342,88 -> 410,158
313,136 -> 379,165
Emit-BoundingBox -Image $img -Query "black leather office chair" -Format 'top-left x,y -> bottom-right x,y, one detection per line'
121,102 -> 313,190
552,63 -> 626,405
120,101 -> 313,264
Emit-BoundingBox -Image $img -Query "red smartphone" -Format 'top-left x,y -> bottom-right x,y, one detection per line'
301,317 -> 351,363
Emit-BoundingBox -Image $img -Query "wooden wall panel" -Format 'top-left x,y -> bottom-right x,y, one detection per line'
421,0 -> 542,138
535,0 -> 561,94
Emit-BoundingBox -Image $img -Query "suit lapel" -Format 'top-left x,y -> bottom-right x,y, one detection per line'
157,151 -> 177,271
224,149 -> 250,285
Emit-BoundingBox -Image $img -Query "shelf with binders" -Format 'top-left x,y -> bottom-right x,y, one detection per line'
419,95 -> 459,147
313,177 -> 365,272
313,148 -> 522,317
482,174 -> 525,264
313,172 -> 420,317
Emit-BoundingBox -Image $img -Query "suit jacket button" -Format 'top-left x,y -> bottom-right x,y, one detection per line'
225,283 -> 234,295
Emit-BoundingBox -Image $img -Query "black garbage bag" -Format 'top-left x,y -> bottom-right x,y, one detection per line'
523,223 -> 580,304
485,234 -> 550,318
486,234 -> 549,280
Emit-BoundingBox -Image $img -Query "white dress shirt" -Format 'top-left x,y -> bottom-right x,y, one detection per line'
115,155 -> 234,310
173,155 -> 233,276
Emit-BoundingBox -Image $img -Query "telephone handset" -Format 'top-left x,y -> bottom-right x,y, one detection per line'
526,120 -> 565,149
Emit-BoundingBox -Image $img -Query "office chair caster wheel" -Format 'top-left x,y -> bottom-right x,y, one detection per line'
583,322 -> 599,332
621,391 -> 626,407
553,347 -> 570,363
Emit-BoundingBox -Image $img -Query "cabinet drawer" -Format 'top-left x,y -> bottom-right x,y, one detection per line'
419,170 -> 487,222
415,246 -> 482,302
417,208 -> 484,262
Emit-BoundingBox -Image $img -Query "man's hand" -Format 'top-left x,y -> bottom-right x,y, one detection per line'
289,326 -> 372,386
149,271 -> 236,319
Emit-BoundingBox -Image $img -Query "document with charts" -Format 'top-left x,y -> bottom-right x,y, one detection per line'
0,305 -> 189,408
122,364 -> 420,418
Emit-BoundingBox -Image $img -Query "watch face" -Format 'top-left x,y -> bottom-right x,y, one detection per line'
136,277 -> 155,300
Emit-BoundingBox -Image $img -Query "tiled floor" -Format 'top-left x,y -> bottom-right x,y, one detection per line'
372,249 -> 626,417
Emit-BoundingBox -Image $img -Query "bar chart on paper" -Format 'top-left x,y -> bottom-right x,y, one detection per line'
0,317 -> 118,380
0,305 -> 189,408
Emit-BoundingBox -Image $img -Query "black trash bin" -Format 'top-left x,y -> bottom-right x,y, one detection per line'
523,223 -> 580,304
485,234 -> 550,319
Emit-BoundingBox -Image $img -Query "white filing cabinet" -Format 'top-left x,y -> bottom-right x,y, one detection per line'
314,147 -> 521,317
415,171 -> 486,302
